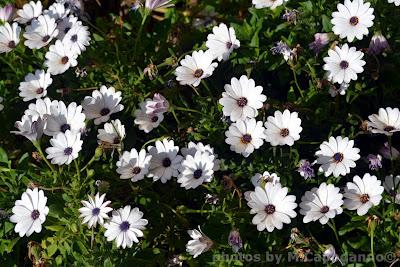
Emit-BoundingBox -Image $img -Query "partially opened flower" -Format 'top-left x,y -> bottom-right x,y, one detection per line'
299,183 -> 343,224
323,44 -> 365,84
219,76 -> 266,122
253,0 -> 287,9
331,0 -> 374,42
309,33 -> 329,54
45,40 -> 78,75
145,93 -> 169,114
147,139 -> 183,183
79,193 -> 113,228
379,142 -> 400,160
175,50 -> 218,87
246,183 -> 297,232
177,151 -> 214,189
225,118 -> 266,157
383,175 -> 400,204
97,119 -> 125,145
323,245 -> 343,264
0,22 -> 21,53
367,107 -> 400,136
116,148 -> 152,182
368,33 -> 390,55
228,229 -> 243,253
18,70 -> 52,102
206,23 -> 240,61
82,86 -> 124,125
186,226 -> 213,258
344,173 -> 384,216
104,205 -> 148,249
45,130 -> 83,165
134,101 -> 164,133
11,115 -> 44,142
145,0 -> 174,10
315,136 -> 360,177
181,142 -> 220,171
264,109 -> 302,146
10,188 -> 49,237
0,4 -> 13,23
23,14 -> 59,49
15,1 -> 42,24
45,2 -> 70,23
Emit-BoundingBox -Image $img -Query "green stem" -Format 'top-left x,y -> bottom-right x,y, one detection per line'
74,160 -> 81,181
80,154 -> 97,172
174,106 -> 205,115
290,65 -> 304,98
133,13 -> 149,59
33,142 -> 56,173
201,80 -> 213,98
370,226 -> 377,267
327,219 -> 341,252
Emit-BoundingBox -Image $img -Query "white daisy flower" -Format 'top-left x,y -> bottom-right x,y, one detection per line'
299,183 -> 344,225
147,138 -> 183,183
24,97 -> 57,119
79,193 -> 113,228
134,101 -> 164,133
45,130 -> 83,165
219,75 -> 266,122
315,136 -> 360,177
97,119 -> 125,145
81,86 -> 124,125
367,107 -> 400,136
0,22 -> 21,53
175,50 -> 218,87
177,151 -> 214,189
15,1 -> 42,24
11,114 -> 44,142
246,183 -> 297,232
45,40 -> 78,75
331,0 -> 374,42
10,188 -> 49,237
56,15 -> 78,39
251,171 -> 280,187
116,148 -> 152,182
388,0 -> 400,6
0,97 -> 3,111
264,109 -> 302,146
45,2 -> 70,23
323,44 -> 365,84
206,23 -> 240,61
344,173 -> 384,216
186,226 -> 213,258
225,118 -> 266,157
62,20 -> 90,55
252,0 -> 287,9
384,175 -> 400,204
18,70 -> 52,102
44,101 -> 86,137
23,14 -> 59,49
104,205 -> 148,249
323,245 -> 343,264
181,142 -> 220,171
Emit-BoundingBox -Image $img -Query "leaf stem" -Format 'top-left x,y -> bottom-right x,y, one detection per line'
33,142 -> 55,173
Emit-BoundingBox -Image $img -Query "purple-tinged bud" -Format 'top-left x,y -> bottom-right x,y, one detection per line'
228,229 -> 243,253
368,33 -> 390,55
309,33 -> 329,54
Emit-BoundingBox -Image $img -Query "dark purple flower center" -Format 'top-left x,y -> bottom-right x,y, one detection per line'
265,204 -> 275,215
60,123 -> 71,132
132,166 -> 141,174
340,60 -> 349,69
241,134 -> 252,144
64,27 -> 71,33
151,115 -> 158,123
280,128 -> 289,137
36,87 -> 44,94
226,41 -> 233,49
237,97 -> 248,107
100,108 -> 110,116
64,147 -> 73,155
349,16 -> 359,26
333,152 -> 344,163
113,137 -> 121,144
119,221 -> 130,232
384,126 -> 395,132
42,35 -> 50,43
162,157 -> 171,167
8,40 -> 16,48
92,207 -> 100,216
71,34 -> 78,42
320,206 -> 330,214
61,56 -> 69,64
31,209 -> 40,220
194,69 -> 204,78
193,169 -> 203,179
360,194 -> 369,203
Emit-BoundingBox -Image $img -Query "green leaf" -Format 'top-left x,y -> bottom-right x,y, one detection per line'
0,147 -> 8,163
322,15 -> 333,32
